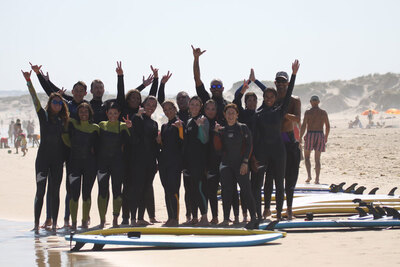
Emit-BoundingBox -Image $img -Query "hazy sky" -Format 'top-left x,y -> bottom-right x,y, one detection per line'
1,0 -> 400,96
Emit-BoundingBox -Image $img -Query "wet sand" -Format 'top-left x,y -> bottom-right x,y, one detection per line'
0,114 -> 400,266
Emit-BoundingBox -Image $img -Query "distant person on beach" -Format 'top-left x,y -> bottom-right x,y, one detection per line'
20,133 -> 28,156
8,120 -> 15,144
300,95 -> 330,185
22,69 -> 69,233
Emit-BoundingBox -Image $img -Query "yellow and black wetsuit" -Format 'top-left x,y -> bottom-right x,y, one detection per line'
26,81 -> 66,227
64,118 -> 99,225
159,117 -> 184,221
97,121 -> 130,223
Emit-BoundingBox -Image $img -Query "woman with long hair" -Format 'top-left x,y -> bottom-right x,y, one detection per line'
22,70 -> 69,233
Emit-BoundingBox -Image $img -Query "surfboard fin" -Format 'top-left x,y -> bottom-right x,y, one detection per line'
354,186 -> 366,195
383,207 -> 400,219
352,198 -> 362,204
355,207 -> 368,217
264,221 -> 279,230
366,204 -> 381,220
128,232 -> 142,238
343,183 -> 358,193
388,187 -> 397,196
375,206 -> 386,217
368,187 -> 379,195
92,244 -> 105,251
71,242 -> 85,252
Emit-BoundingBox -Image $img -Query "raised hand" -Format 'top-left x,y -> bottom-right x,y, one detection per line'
116,61 -> 123,76
172,119 -> 183,128
161,71 -> 172,84
150,65 -> 159,78
191,45 -> 206,58
142,74 -> 154,87
122,115 -> 132,128
39,70 -> 50,81
214,122 -> 224,132
29,62 -> 42,74
137,107 -> 146,117
241,79 -> 249,94
21,70 -> 32,82
195,116 -> 206,126
249,68 -> 256,82
59,87 -> 67,96
292,59 -> 300,75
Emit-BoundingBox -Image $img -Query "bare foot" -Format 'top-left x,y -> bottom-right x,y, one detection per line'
286,207 -> 293,221
210,217 -> 219,225
219,220 -> 230,227
263,209 -> 271,219
63,219 -> 70,229
99,221 -> 106,229
150,217 -> 160,224
315,180 -> 320,184
163,219 -> 178,227
195,216 -> 210,227
305,178 -> 312,183
33,223 -> 39,234
41,219 -> 52,229
183,218 -> 198,225
136,220 -> 152,226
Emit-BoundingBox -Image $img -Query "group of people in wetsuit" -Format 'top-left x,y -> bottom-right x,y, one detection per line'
22,46 -> 301,233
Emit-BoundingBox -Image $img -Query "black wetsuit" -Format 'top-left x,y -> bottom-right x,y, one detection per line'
233,81 -> 264,219
26,81 -> 66,226
183,114 -> 209,218
214,122 -> 256,221
159,117 -> 183,221
177,109 -> 192,219
116,74 -> 158,222
253,75 -> 296,213
129,114 -> 159,221
65,119 -> 99,224
90,98 -> 114,124
97,121 -> 130,222
204,118 -> 220,219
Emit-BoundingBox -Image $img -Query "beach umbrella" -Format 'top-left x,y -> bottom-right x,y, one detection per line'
361,109 -> 379,115
385,108 -> 400,114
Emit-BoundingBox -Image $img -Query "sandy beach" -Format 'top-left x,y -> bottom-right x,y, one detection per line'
1,113 -> 400,267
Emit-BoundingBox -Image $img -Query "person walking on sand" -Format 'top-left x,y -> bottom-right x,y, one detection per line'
300,95 -> 330,185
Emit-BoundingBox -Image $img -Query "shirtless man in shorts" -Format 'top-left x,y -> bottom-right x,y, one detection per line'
300,95 -> 330,184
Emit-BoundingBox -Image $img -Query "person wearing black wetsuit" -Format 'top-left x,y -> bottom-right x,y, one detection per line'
64,103 -> 99,230
214,103 -> 258,229
97,102 -> 131,228
183,96 -> 210,226
128,96 -> 159,226
115,62 -> 159,225
22,70 -> 69,233
158,101 -> 184,227
252,60 -> 300,220
203,99 -> 220,224
233,70 -> 266,220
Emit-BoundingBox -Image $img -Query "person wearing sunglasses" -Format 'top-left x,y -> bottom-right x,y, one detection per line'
191,45 -> 229,126
63,103 -> 99,230
251,60 -> 300,221
21,69 -> 69,234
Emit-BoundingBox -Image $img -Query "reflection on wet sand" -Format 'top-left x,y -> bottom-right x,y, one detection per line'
0,220 -> 112,267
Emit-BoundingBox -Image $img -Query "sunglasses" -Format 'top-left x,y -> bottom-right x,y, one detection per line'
275,79 -> 288,84
211,84 -> 223,89
51,100 -> 63,105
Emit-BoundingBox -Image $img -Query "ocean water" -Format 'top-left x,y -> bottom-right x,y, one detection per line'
0,220 -> 112,267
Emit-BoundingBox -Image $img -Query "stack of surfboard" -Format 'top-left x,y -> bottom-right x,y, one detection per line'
65,227 -> 286,251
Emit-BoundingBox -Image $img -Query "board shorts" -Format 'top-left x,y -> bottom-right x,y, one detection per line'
304,131 -> 325,152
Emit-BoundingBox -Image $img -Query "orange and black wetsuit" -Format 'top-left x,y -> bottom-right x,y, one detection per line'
159,117 -> 184,221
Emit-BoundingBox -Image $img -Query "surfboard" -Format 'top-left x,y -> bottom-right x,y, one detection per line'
259,219 -> 400,230
66,232 -> 283,250
80,227 -> 286,237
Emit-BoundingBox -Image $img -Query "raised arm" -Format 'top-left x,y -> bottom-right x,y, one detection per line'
191,45 -> 206,87
22,70 -> 42,112
158,71 -> 172,104
233,79 -> 249,113
116,61 -> 126,108
148,65 -> 159,97
281,60 -> 300,115
136,73 -> 154,92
